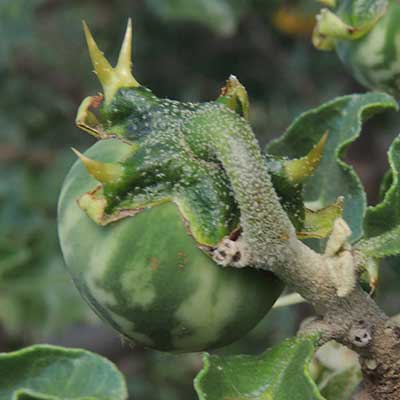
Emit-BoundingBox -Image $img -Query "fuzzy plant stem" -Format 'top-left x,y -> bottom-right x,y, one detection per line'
204,108 -> 294,268
210,116 -> 400,400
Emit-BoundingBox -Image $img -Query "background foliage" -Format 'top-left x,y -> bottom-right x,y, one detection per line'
1,0 -> 399,399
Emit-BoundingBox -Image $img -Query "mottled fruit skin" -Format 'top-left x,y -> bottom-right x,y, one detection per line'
336,0 -> 400,97
58,139 -> 284,353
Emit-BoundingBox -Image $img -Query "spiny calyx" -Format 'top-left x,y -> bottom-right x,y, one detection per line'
74,21 -> 339,253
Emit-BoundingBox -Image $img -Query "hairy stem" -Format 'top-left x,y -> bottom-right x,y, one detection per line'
205,108 -> 294,268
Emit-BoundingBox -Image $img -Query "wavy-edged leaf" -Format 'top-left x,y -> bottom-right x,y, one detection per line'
0,345 -> 128,400
356,135 -> 400,258
267,93 -> 398,242
194,336 -> 323,400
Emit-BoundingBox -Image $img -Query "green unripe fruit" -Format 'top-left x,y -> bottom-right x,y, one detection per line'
58,21 -> 324,353
58,139 -> 283,352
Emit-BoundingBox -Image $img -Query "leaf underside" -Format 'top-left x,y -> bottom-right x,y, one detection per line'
194,336 -> 323,400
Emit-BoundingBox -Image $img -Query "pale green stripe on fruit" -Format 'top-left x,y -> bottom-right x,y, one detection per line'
59,203 -> 85,260
172,263 -> 240,350
106,309 -> 155,346
86,231 -> 120,307
120,267 -> 156,308
86,218 -> 156,309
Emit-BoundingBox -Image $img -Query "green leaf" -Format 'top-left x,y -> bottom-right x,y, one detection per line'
194,336 -> 323,400
319,367 -> 362,400
356,135 -> 400,258
267,93 -> 398,243
0,345 -> 128,400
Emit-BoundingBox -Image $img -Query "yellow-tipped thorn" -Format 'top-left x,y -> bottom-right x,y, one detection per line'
83,20 -> 139,104
83,21 -> 114,87
116,19 -> 139,87
116,19 -> 133,73
284,131 -> 329,184
72,148 -> 124,184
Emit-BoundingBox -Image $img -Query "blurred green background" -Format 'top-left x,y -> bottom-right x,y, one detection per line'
1,1 -> 399,399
